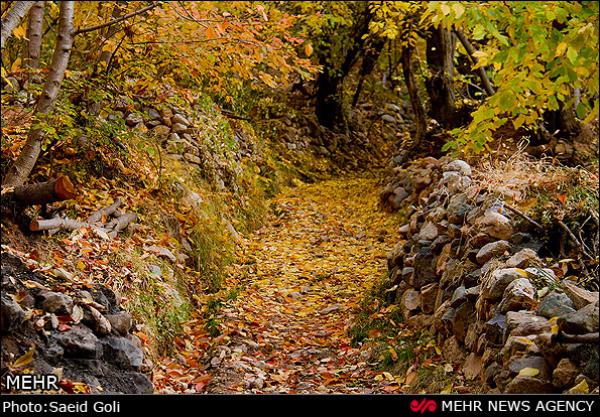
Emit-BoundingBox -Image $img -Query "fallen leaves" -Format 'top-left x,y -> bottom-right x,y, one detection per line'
155,177 -> 404,393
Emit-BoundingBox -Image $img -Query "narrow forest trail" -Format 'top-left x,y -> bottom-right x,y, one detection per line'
156,174 -> 403,393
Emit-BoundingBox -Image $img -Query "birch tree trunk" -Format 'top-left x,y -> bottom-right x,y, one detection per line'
26,1 -> 45,69
1,1 -> 35,49
3,1 -> 74,188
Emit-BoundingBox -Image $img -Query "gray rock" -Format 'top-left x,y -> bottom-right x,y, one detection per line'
476,240 -> 511,265
171,122 -> 190,134
561,281 -> 599,310
445,160 -> 472,176
419,221 -> 438,241
497,278 -> 537,313
420,283 -> 438,314
412,247 -> 437,288
505,376 -> 554,393
148,265 -> 162,277
54,326 -> 101,358
465,285 -> 480,301
485,314 -> 506,344
552,358 -> 578,388
450,286 -> 466,307
86,306 -> 112,335
152,125 -> 170,137
446,193 -> 472,224
183,152 -> 202,165
102,336 -> 144,370
453,302 -> 474,342
537,291 -> 576,319
171,113 -> 190,126
144,245 -> 177,263
558,301 -> 599,334
505,311 -> 547,338
400,289 -> 421,320
481,268 -> 525,301
441,171 -> 472,193
477,211 -> 513,240
38,291 -> 73,315
1,293 -> 25,332
507,355 -> 551,380
126,113 -> 143,127
506,248 -> 540,268
147,108 -> 161,120
390,187 -> 409,210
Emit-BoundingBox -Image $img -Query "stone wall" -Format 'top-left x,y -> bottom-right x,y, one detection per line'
381,157 -> 599,393
1,252 -> 152,393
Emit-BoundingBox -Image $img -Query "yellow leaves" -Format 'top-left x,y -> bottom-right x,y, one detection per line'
518,367 -> 540,377
567,379 -> 589,394
451,3 -> 465,19
13,24 -> 27,40
555,42 -> 568,57
11,58 -> 22,73
10,347 -> 36,370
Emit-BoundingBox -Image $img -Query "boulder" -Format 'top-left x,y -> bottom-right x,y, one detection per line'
497,278 -> 536,313
38,291 -> 73,315
102,336 -> 144,370
412,247 -> 437,288
126,113 -> 143,127
450,286 -> 466,307
558,301 -> 599,334
507,355 -> 551,380
171,113 -> 190,126
445,160 -> 472,176
419,221 -> 438,241
506,248 -> 540,268
1,293 -> 25,332
505,376 -> 554,393
446,193 -> 473,224
171,122 -> 190,134
477,211 -> 513,240
561,281 -> 599,310
53,326 -> 101,358
537,291 -> 576,319
552,358 -> 578,388
485,314 -> 506,345
505,311 -> 548,338
400,289 -> 421,320
481,268 -> 525,301
463,352 -> 483,380
152,124 -> 171,137
106,311 -> 133,335
389,187 -> 409,210
420,283 -> 439,314
476,240 -> 511,265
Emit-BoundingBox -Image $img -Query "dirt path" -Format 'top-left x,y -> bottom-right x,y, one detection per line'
156,176 -> 401,393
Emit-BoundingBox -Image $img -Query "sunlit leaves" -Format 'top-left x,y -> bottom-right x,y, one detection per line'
430,1 -> 599,153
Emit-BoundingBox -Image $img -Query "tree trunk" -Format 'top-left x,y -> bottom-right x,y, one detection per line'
0,1 -> 35,49
352,38 -> 386,107
26,1 -> 44,69
11,176 -> 76,205
3,1 -> 74,188
455,29 -> 495,96
314,3 -> 373,133
315,71 -> 347,132
401,47 -> 427,151
426,27 -> 456,128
